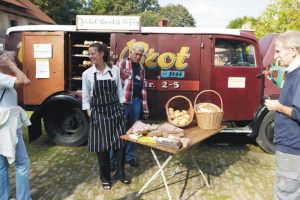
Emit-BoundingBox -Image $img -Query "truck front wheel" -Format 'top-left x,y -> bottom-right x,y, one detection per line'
256,111 -> 275,154
44,104 -> 89,146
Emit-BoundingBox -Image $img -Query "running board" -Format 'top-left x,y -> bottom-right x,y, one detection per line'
219,127 -> 252,134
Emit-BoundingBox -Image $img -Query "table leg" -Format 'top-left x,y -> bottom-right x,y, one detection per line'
137,149 -> 173,198
151,148 -> 173,200
191,153 -> 210,188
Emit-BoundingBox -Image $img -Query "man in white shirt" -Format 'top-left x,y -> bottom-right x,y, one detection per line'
0,52 -> 31,200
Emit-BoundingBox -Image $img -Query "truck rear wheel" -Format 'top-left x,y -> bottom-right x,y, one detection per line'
256,111 -> 275,154
44,104 -> 89,146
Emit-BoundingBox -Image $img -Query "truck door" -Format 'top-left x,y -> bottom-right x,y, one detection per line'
114,33 -> 158,118
22,32 -> 64,105
209,36 -> 262,120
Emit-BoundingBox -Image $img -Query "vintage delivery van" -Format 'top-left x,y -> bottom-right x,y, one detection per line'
4,16 -> 280,153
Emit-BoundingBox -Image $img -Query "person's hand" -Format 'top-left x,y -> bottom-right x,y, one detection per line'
87,109 -> 92,117
265,99 -> 280,111
143,112 -> 149,120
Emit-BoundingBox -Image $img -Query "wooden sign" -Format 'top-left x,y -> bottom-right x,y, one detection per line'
76,15 -> 141,32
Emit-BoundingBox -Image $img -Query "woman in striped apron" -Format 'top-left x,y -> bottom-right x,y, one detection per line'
82,43 -> 129,190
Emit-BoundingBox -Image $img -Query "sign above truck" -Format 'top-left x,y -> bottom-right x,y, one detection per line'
76,15 -> 141,32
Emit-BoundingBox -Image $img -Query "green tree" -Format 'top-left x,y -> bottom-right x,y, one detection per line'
158,4 -> 195,27
254,0 -> 300,38
227,16 -> 258,29
30,0 -> 194,27
87,0 -> 160,15
138,11 -> 163,26
136,0 -> 160,13
29,0 -> 87,24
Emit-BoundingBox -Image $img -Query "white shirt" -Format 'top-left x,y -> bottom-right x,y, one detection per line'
82,64 -> 125,110
286,57 -> 300,73
0,73 -> 31,164
0,73 -> 17,108
0,106 -> 31,164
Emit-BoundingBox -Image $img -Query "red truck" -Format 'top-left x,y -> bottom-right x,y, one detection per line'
4,21 -> 280,153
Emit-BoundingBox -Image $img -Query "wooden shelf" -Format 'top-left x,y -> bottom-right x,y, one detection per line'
76,64 -> 91,68
70,40 -> 109,92
73,44 -> 89,48
72,54 -> 89,58
72,44 -> 110,48
71,77 -> 82,80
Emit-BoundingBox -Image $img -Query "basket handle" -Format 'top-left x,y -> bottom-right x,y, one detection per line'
165,95 -> 193,110
194,90 -> 223,110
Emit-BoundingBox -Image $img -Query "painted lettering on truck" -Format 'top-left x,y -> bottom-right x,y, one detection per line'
120,39 -> 190,72
119,39 -> 199,91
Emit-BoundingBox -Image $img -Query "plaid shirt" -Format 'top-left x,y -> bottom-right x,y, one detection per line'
118,58 -> 149,113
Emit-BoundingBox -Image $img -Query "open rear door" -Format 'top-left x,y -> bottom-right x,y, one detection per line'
22,32 -> 64,105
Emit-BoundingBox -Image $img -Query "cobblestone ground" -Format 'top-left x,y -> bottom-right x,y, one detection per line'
9,129 -> 275,200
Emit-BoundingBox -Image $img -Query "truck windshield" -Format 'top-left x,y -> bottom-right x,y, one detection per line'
214,39 -> 256,67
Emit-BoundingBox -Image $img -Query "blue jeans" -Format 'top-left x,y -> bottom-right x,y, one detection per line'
111,98 -> 142,163
124,98 -> 142,161
0,128 -> 31,200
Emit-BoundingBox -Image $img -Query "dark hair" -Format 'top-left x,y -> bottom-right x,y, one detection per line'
89,42 -> 111,67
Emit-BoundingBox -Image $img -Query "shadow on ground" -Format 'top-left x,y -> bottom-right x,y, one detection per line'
8,128 -> 271,200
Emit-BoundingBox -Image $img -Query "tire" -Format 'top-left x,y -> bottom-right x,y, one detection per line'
256,111 -> 275,154
44,103 -> 89,146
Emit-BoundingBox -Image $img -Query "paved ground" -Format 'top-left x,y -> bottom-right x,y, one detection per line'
8,130 -> 275,200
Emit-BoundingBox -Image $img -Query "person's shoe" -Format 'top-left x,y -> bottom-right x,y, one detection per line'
102,182 -> 111,190
127,159 -> 139,167
118,177 -> 131,184
115,175 -> 131,184
113,173 -> 131,184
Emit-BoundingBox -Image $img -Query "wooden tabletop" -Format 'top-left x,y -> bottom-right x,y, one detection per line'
121,125 -> 226,154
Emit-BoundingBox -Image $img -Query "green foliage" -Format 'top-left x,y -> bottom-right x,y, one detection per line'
226,0 -> 299,38
138,11 -> 163,26
86,0 -> 160,15
158,4 -> 195,27
29,0 -> 87,24
254,0 -> 300,38
136,0 -> 160,12
226,16 -> 258,29
29,0 -> 195,27
86,0 -> 164,26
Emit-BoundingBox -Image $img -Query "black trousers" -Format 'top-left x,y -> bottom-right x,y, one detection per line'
97,147 -> 125,183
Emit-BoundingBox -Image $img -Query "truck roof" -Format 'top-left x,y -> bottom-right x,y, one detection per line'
6,24 -> 254,38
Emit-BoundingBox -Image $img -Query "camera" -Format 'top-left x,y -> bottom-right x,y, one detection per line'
0,50 -> 16,60
0,50 -> 16,70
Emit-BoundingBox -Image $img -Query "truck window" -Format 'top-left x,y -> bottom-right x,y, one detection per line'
214,39 -> 256,67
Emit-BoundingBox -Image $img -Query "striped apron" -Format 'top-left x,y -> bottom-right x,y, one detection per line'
88,71 -> 125,152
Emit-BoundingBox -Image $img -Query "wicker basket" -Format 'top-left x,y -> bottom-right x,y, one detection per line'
194,90 -> 223,129
165,95 -> 194,128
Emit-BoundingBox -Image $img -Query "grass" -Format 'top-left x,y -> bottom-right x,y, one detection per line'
7,120 -> 275,200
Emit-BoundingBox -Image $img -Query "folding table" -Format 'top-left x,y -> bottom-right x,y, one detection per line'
121,125 -> 226,200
